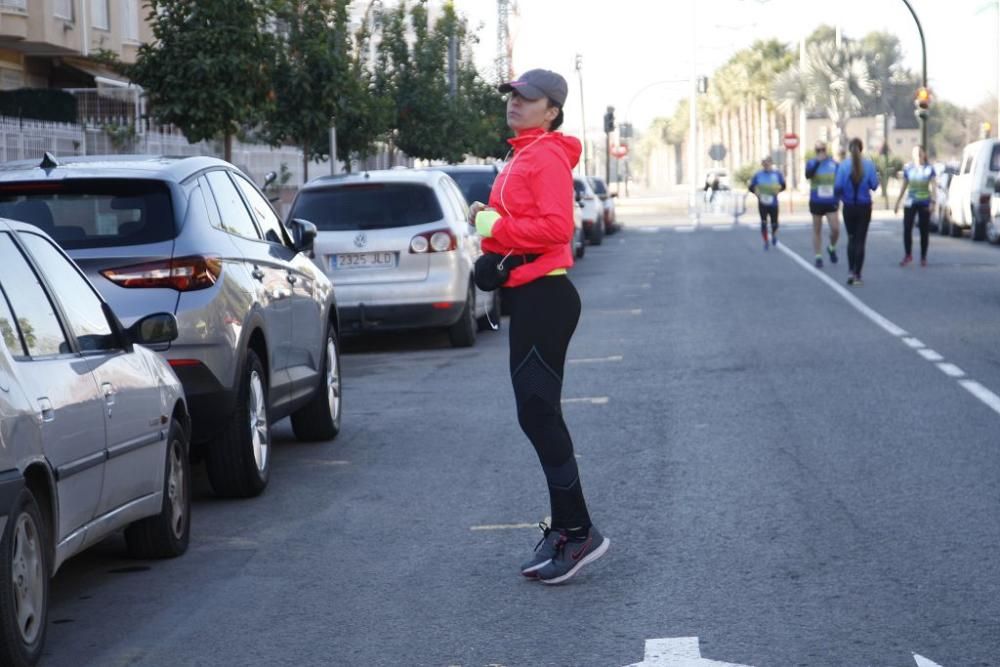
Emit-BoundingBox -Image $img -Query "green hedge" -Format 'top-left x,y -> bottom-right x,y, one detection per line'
0,89 -> 77,124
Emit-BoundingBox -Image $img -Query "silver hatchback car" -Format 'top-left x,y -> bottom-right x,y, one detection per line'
288,169 -> 499,346
0,155 -> 341,499
0,218 -> 190,667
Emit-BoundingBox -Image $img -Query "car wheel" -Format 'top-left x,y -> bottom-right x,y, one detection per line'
0,488 -> 48,667
939,211 -> 951,236
987,218 -> 1000,244
291,329 -> 343,442
477,290 -> 501,332
588,218 -> 604,246
206,349 -> 270,497
950,218 -> 963,237
972,216 -> 987,242
125,419 -> 191,559
575,229 -> 586,259
448,285 -> 477,348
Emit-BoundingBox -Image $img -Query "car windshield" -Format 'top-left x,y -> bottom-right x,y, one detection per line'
589,179 -> 608,195
440,171 -> 496,206
0,179 -> 175,249
290,183 -> 443,231
573,180 -> 587,196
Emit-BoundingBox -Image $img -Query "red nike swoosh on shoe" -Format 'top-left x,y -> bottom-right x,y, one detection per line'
571,537 -> 592,561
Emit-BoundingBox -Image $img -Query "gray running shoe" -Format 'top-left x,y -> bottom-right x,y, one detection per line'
537,526 -> 610,585
521,522 -> 560,578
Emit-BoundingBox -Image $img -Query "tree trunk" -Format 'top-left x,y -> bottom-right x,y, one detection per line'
224,133 -> 233,163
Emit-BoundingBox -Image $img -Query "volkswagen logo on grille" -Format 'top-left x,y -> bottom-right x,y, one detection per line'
353,233 -> 367,249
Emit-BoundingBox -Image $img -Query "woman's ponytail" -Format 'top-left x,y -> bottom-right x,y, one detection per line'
849,138 -> 864,186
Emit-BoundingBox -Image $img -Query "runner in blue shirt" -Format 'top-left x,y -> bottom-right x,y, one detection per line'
806,141 -> 840,268
749,156 -> 786,250
835,138 -> 880,286
893,145 -> 936,267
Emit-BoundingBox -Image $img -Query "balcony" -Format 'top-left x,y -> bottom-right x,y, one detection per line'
0,0 -> 28,41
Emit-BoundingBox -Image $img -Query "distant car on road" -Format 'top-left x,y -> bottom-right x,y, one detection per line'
0,155 -> 342,499
947,139 -> 1000,240
289,169 -> 500,345
574,176 -> 604,245
931,164 -> 958,235
0,218 -> 190,667
587,176 -> 618,234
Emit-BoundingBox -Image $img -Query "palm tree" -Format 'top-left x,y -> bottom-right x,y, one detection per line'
803,38 -> 873,151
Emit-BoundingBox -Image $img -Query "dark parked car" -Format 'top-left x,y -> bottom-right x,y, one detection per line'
0,154 -> 342,498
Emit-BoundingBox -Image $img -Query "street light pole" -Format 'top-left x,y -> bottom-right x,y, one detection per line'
901,0 -> 929,149
575,54 -> 589,176
689,0 -> 699,223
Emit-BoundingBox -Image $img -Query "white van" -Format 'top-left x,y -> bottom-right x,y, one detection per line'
946,139 -> 1000,240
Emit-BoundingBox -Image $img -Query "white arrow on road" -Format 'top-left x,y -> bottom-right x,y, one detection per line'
623,638 -> 947,667
623,637 -> 751,667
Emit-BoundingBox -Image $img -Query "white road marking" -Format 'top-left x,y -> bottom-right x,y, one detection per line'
624,638 -> 946,666
469,523 -> 536,531
676,226 -> 697,233
711,225 -> 733,232
959,380 -> 1000,416
303,459 -> 351,466
562,396 -> 610,405
593,308 -> 643,316
623,637 -> 751,666
777,243 -> 908,337
778,242 -> 1000,422
636,227 -> 661,233
936,362 -> 966,378
568,355 -> 624,364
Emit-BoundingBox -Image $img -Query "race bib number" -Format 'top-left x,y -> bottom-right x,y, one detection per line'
759,193 -> 775,206
818,185 -> 834,198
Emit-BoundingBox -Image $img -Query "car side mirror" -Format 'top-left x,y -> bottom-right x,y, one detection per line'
127,313 -> 179,346
262,171 -> 277,189
577,200 -> 585,208
289,217 -> 318,252
995,181 -> 1000,194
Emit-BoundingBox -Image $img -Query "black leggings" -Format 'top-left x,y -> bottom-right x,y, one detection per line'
506,276 -> 591,531
903,205 -> 930,259
843,203 -> 873,276
759,205 -> 778,238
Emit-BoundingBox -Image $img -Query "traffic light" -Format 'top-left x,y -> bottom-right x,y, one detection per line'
983,121 -> 993,139
604,105 -> 615,133
914,86 -> 931,110
697,75 -> 709,94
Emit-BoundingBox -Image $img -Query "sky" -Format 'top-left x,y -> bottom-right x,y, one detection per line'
451,0 -> 1000,136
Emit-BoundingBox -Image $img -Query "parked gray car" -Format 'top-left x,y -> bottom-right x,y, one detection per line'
288,169 -> 499,346
0,218 -> 190,667
0,154 -> 341,498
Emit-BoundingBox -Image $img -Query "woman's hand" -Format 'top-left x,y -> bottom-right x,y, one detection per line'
469,201 -> 488,225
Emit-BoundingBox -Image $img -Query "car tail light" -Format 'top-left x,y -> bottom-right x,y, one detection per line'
101,255 -> 222,291
409,229 -> 456,253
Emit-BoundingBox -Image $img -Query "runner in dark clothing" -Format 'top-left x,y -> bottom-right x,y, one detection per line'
749,156 -> 786,250
894,145 -> 937,267
835,138 -> 880,286
806,142 -> 840,268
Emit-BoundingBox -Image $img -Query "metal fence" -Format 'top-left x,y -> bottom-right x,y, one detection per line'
0,113 -> 410,189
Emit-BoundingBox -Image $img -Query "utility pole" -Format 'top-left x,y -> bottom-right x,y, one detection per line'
901,0 -> 929,149
575,54 -> 589,176
689,0 -> 699,223
604,106 -> 615,185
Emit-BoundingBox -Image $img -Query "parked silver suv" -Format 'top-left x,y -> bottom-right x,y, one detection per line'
288,169 -> 498,346
0,155 -> 342,498
0,218 -> 190,667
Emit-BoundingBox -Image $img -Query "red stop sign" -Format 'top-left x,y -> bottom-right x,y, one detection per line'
611,145 -> 629,158
783,133 -> 800,150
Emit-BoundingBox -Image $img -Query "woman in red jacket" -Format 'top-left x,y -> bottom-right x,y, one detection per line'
471,69 -> 609,585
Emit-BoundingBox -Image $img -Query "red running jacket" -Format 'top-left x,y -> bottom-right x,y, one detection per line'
484,127 -> 582,288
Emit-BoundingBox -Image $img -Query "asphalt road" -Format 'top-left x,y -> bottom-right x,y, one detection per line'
43,207 -> 1000,667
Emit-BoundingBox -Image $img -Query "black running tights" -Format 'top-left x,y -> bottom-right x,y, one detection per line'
843,203 -> 873,276
903,205 -> 930,259
759,205 -> 779,238
506,276 -> 591,531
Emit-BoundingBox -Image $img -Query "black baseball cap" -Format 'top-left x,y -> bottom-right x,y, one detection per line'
498,69 -> 568,107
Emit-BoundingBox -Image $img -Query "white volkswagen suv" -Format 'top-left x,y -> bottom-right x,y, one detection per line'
288,170 -> 500,347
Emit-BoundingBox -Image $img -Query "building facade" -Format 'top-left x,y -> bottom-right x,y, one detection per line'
0,0 -> 151,90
